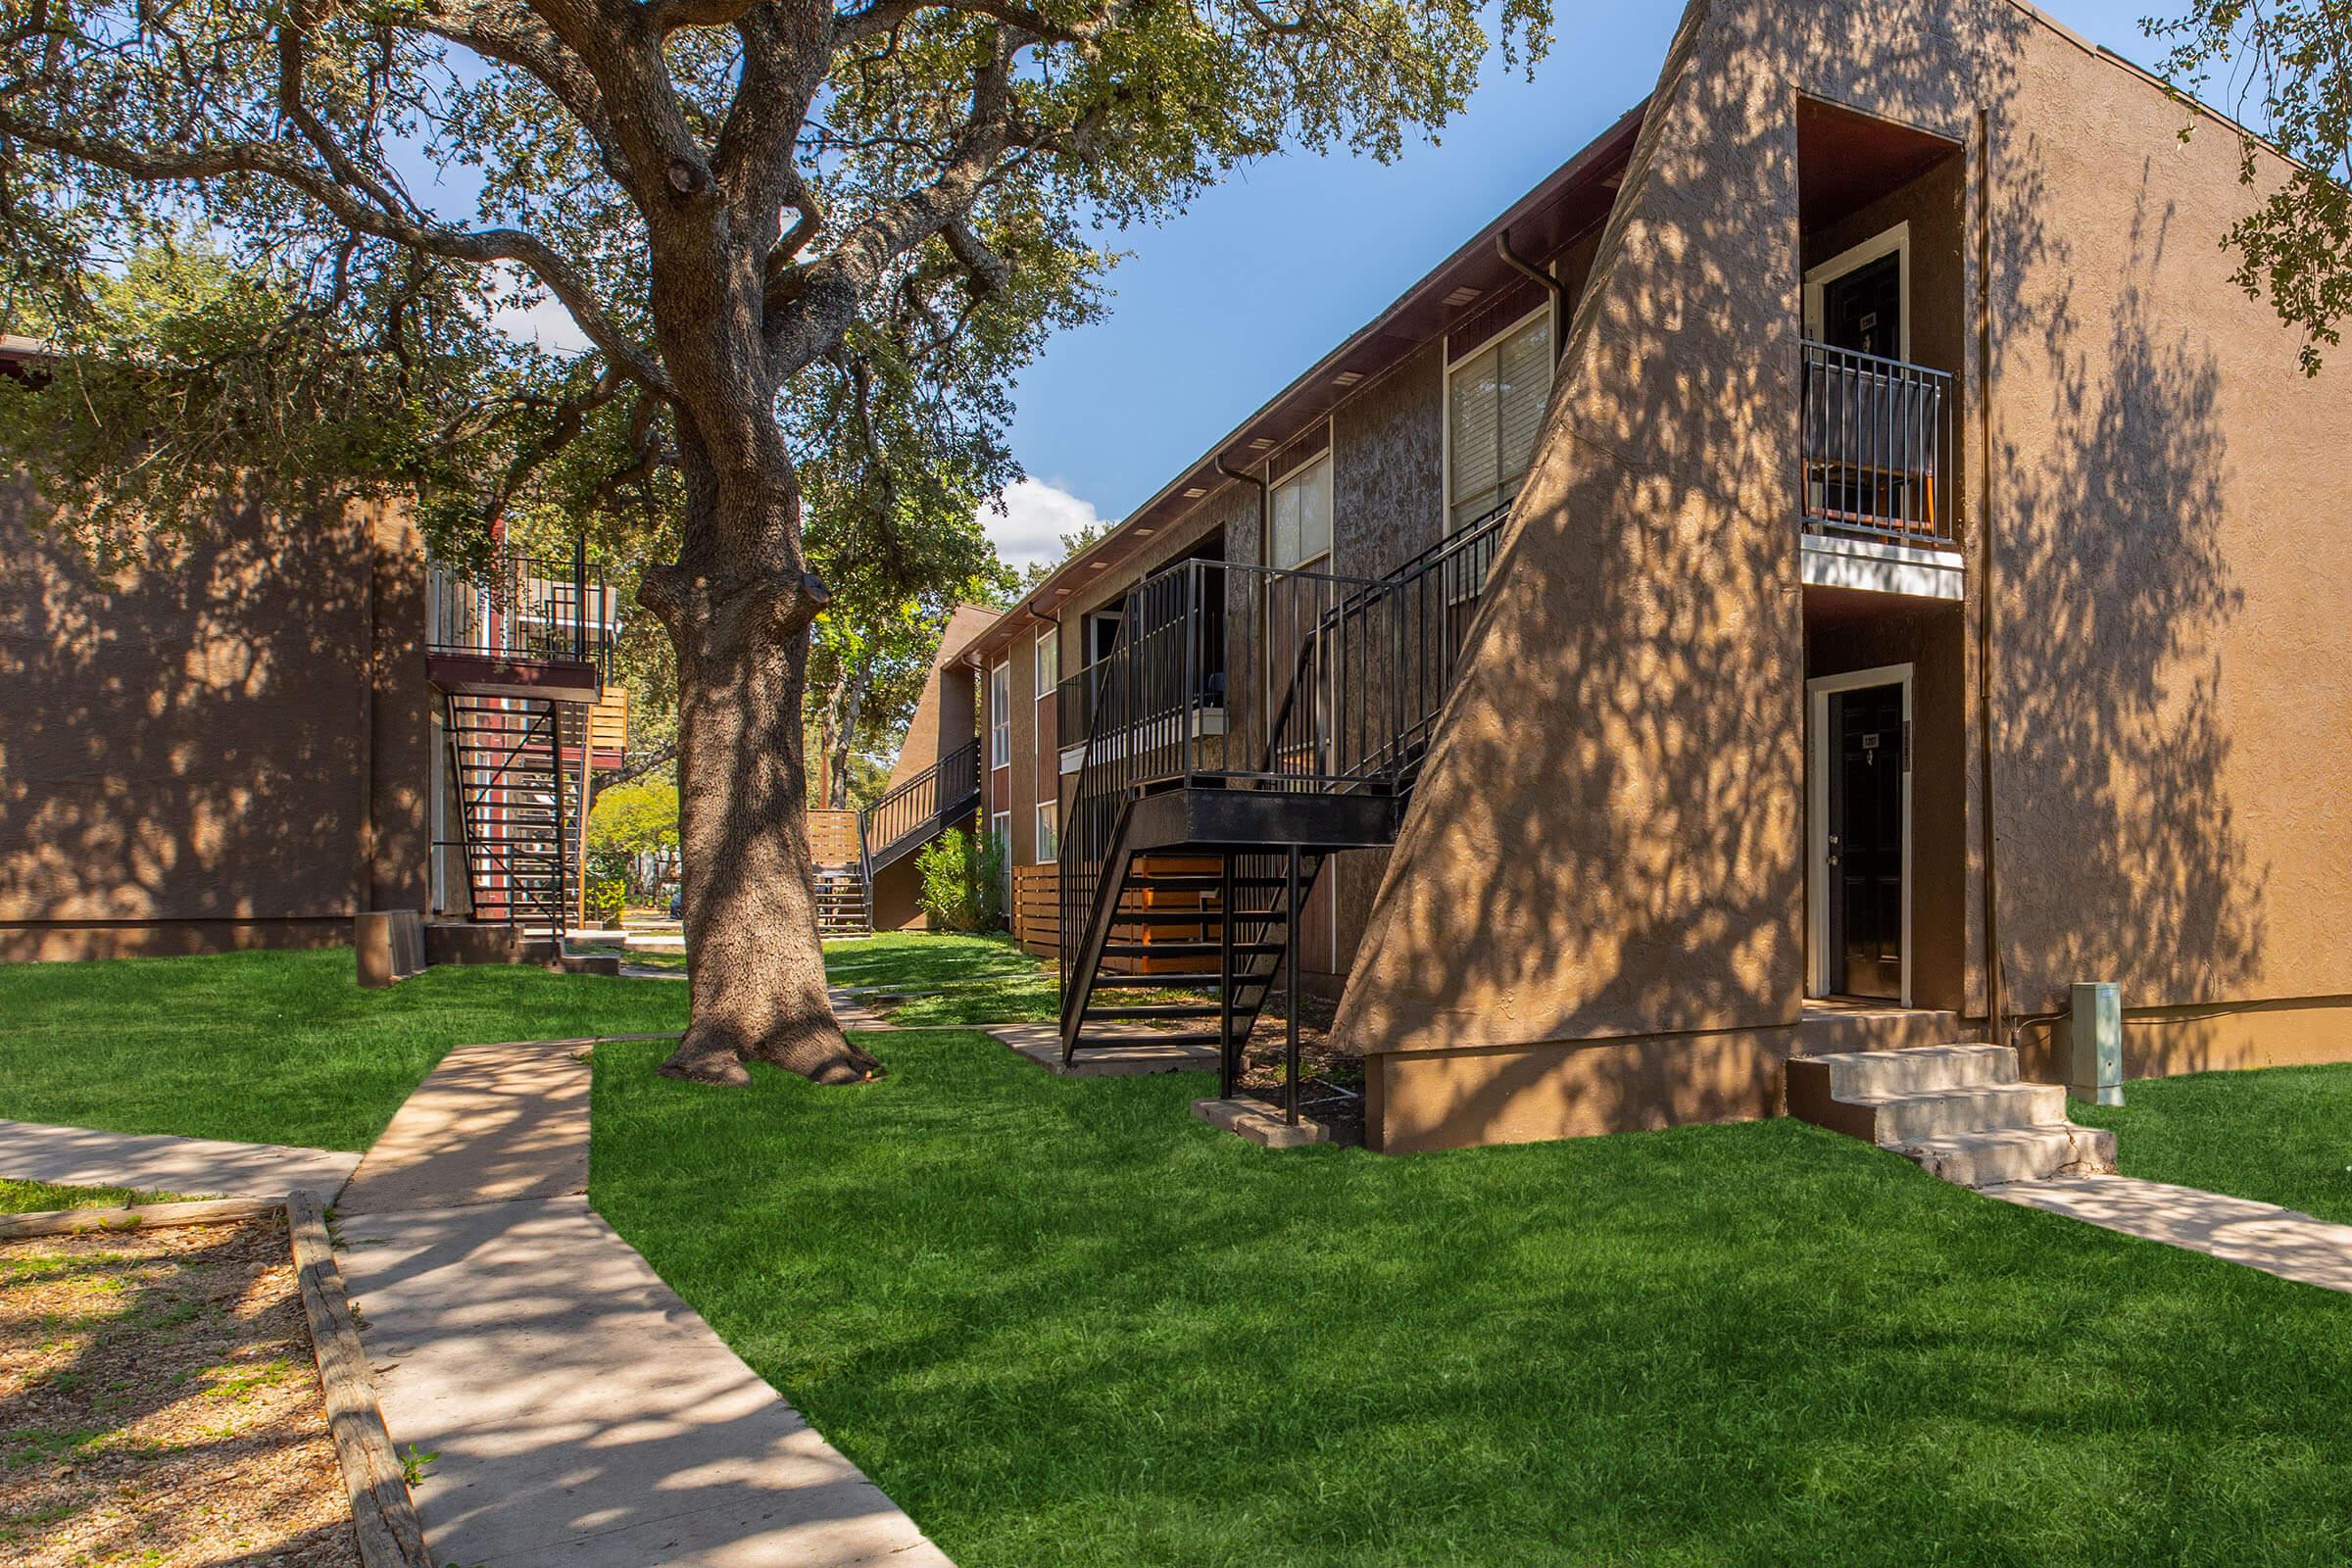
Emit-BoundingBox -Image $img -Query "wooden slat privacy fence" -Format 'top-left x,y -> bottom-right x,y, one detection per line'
1010,862 -> 1059,957
806,809 -> 862,866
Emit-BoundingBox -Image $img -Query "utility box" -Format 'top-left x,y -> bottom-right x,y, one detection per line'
2068,981 -> 2124,1106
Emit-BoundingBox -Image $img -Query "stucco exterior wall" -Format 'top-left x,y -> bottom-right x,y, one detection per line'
1339,0 -> 2352,1146
0,480 -> 430,960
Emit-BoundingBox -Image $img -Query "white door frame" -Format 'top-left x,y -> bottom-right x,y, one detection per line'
1803,220 -> 1911,361
1807,662 -> 1913,1005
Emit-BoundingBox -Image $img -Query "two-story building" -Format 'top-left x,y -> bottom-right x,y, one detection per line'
962,0 -> 2352,1158
2,331 -> 626,962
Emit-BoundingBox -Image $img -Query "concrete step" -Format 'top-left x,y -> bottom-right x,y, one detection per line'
1846,1081 -> 2069,1146
1786,1040 -> 2121,1188
1902,1124 -> 2118,1186
1788,1043 -> 2017,1103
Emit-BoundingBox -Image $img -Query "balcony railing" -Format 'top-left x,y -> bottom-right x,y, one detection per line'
1054,507 -> 1509,991
1800,340 -> 1952,546
427,540 -> 617,679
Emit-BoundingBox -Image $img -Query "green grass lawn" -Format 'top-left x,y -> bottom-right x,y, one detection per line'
593,1030 -> 2352,1567
2074,1062 -> 2352,1226
0,948 -> 688,1151
822,932 -> 1046,990
0,1178 -> 180,1214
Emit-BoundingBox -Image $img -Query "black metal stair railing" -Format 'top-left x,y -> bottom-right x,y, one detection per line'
858,737 -> 982,881
1257,503 -> 1508,796
427,538 -> 618,681
1055,505 -> 1510,1051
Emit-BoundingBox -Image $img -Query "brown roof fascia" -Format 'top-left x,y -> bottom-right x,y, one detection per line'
958,97 -> 1649,659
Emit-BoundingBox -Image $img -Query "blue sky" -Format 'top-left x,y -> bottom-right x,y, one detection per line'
980,0 -> 2176,568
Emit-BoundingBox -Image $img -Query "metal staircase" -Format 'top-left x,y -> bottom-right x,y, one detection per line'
1057,509 -> 1505,1114
854,736 -> 983,906
812,862 -> 874,938
443,693 -> 582,935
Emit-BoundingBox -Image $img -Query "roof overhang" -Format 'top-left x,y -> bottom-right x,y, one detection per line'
959,99 -> 1649,660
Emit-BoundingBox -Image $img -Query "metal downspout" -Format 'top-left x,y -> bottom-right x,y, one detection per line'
1975,106 -> 2006,1052
1496,231 -> 1567,359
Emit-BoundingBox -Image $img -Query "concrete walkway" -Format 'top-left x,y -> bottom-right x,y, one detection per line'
1985,1175 -> 2352,1295
0,1117 -> 359,1198
333,1040 -> 953,1567
339,1039 -> 591,1215
985,1022 -> 1217,1076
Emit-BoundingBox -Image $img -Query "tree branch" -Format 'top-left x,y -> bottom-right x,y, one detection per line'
0,109 -> 673,395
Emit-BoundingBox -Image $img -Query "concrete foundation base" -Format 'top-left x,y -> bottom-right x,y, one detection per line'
1192,1097 -> 1332,1149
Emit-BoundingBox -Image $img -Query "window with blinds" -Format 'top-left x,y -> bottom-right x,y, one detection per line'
1034,627 -> 1058,698
1446,310 -> 1552,533
1268,453 -> 1332,569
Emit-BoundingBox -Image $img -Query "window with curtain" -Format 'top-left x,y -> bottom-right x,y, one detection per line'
989,660 -> 1010,766
1035,801 -> 1057,860
1446,310 -> 1552,533
1268,453 -> 1332,569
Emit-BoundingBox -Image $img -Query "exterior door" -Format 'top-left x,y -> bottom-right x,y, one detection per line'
1821,251 -> 1902,359
1826,682 -> 1905,1000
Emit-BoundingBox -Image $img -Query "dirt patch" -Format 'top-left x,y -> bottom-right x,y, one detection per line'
1237,991 -> 1366,1145
0,1216 -> 358,1566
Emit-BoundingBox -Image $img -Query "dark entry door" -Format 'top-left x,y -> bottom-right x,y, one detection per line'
1826,682 -> 1905,1000
1821,251 -> 1902,360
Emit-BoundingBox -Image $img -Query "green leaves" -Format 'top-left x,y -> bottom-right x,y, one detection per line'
2147,1 -> 2352,372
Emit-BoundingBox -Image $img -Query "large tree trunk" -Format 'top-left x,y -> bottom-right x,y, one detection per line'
640,424 -> 879,1087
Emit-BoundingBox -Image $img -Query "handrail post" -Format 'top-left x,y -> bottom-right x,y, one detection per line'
1185,561 -> 1201,787
571,536 -> 589,662
1284,845 -> 1300,1127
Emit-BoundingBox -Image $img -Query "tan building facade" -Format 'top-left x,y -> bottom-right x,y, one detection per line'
970,0 -> 2352,1152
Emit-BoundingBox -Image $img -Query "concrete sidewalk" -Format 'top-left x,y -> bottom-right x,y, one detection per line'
338,1038 -> 590,1215
335,1039 -> 954,1566
1985,1175 -> 2352,1294
0,1117 -> 359,1199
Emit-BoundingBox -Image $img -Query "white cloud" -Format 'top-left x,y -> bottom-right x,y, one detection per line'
978,477 -> 1112,574
479,262 -> 595,355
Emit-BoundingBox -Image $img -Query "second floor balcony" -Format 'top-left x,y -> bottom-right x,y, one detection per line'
426,541 -> 619,691
1798,339 -> 1960,600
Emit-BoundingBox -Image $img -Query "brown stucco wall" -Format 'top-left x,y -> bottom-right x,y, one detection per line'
1316,341 -> 1447,983
887,602 -> 995,794
1340,0 -> 2352,1145
0,478 -> 431,960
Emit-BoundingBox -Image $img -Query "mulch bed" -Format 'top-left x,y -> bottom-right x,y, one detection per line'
0,1216 -> 359,1566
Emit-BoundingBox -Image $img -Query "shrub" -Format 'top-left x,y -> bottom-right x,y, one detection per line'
915,827 -> 1007,933
585,877 -> 627,927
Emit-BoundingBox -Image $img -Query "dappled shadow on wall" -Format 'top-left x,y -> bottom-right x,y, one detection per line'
0,478 -> 376,940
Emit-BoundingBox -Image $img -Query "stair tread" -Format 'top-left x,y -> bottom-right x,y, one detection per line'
1087,1004 -> 1223,1019
1845,1081 -> 2060,1109
1100,941 -> 1282,956
1798,1043 -> 2009,1068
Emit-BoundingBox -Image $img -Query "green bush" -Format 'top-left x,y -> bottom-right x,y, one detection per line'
585,877 -> 627,927
915,828 -> 1007,933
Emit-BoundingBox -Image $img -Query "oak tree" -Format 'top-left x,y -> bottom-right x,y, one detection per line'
0,0 -> 1547,1085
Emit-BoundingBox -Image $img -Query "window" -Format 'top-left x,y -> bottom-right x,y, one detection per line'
991,810 -> 1013,904
1034,800 -> 1058,861
1446,308 -> 1552,532
1085,611 -> 1121,666
1035,627 -> 1059,698
989,660 -> 1011,767
1268,453 -> 1332,569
